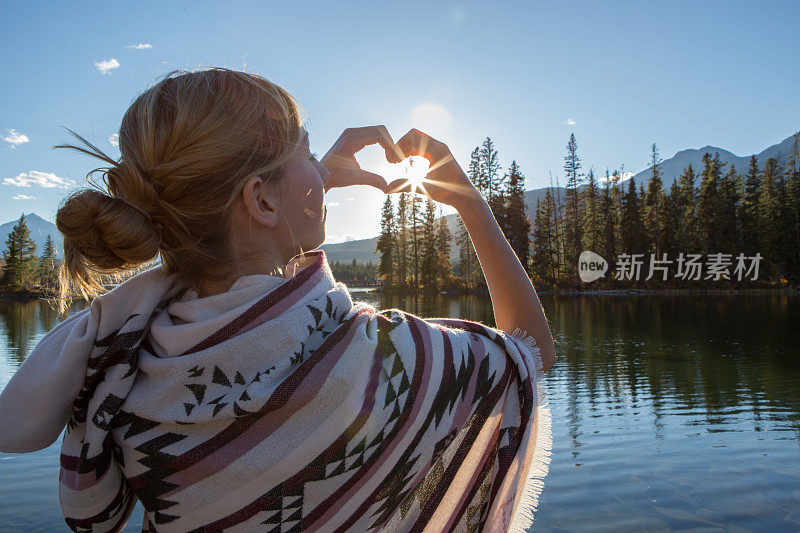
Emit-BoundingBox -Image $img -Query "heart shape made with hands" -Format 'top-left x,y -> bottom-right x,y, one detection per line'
355,150 -> 431,193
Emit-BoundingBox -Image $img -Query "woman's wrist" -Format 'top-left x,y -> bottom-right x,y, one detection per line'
452,189 -> 488,217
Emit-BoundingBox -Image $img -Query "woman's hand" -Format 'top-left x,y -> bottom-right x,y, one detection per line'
321,125 -> 401,193
387,129 -> 482,210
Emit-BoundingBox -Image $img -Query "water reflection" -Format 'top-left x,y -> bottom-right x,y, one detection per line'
544,294 -> 800,437
1,293 -> 799,531
358,293 -> 800,438
0,300 -> 61,365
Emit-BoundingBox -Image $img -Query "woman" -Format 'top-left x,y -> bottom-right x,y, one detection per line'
0,68 -> 555,532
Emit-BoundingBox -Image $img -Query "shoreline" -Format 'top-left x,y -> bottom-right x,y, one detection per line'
369,286 -> 799,296
3,286 -> 798,302
0,290 -> 57,301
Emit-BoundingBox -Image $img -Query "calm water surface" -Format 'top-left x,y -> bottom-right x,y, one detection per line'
1,292 -> 798,531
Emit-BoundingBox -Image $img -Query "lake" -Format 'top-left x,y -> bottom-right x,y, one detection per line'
1,292 -> 799,531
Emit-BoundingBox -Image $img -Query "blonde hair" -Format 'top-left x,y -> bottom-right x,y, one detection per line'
54,67 -> 304,311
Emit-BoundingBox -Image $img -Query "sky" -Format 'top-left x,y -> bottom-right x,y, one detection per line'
1,1 -> 799,243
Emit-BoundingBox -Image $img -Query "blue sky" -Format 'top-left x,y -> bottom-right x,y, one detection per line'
2,1 -> 799,242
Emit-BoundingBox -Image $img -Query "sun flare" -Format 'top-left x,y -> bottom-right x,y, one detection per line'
400,156 -> 430,191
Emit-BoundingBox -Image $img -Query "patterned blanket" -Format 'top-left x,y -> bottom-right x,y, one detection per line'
37,250 -> 550,531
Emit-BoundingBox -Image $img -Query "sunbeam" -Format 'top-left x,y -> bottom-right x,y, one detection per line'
401,157 -> 429,192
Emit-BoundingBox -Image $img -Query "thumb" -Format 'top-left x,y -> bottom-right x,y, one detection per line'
360,171 -> 390,192
386,178 -> 414,194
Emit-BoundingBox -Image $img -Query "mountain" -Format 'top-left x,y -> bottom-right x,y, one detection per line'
628,132 -> 798,190
319,188 -> 561,264
320,236 -> 380,264
0,213 -> 62,256
5,131 -> 795,265
321,131 -> 798,263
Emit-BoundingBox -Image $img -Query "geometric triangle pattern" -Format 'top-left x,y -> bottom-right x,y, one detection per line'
56,251 -> 546,532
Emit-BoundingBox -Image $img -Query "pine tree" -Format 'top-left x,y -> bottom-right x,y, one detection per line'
420,199 -> 439,290
468,147 -> 485,196
759,158 -> 782,279
774,167 -> 794,281
621,178 -> 645,256
532,192 -> 559,283
38,234 -> 60,290
2,214 -> 38,289
563,133 -> 583,276
458,150 -> 486,288
785,133 -> 800,282
600,171 -> 618,264
409,193 -> 424,287
396,193 -> 410,287
582,168 -> 603,254
676,163 -> 701,252
663,180 -> 681,260
698,152 -> 724,254
738,156 -> 761,257
376,196 -> 396,287
435,209 -> 453,289
456,218 -> 475,287
551,173 -> 567,277
479,138 -> 501,204
718,164 -> 741,254
644,143 -> 666,256
503,160 -> 531,270
638,181 -> 650,257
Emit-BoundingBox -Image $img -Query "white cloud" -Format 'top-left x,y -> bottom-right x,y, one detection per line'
95,58 -> 120,74
326,202 -> 340,207
3,129 -> 29,148
345,197 -> 356,201
12,194 -> 35,200
109,133 -> 119,147
127,43 -> 152,49
3,171 -> 76,189
563,118 -> 577,126
599,171 -> 634,183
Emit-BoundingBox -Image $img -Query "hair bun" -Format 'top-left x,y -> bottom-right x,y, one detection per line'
53,68 -> 303,310
115,194 -> 153,223
56,187 -> 161,292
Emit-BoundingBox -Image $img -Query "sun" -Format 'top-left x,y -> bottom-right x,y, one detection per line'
400,156 -> 430,191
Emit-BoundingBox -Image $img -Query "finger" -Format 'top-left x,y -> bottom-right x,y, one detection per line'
358,171 -> 390,192
363,125 -> 401,163
326,169 -> 389,192
321,152 -> 356,170
347,126 -> 402,163
385,178 -> 414,194
394,128 -> 443,163
375,126 -> 404,164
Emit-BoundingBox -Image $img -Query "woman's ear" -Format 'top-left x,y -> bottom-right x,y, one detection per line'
241,175 -> 280,229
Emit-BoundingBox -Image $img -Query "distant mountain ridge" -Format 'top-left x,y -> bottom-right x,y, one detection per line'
0,213 -> 62,257
628,131 -> 798,190
4,132 -> 797,264
321,131 -> 799,263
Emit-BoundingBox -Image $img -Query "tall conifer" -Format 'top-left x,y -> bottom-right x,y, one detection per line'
436,209 -> 452,288
376,196 -> 396,287
38,234 -> 59,290
396,193 -> 410,287
503,160 -> 531,269
644,144 -> 666,256
2,214 -> 38,289
563,133 -> 583,275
